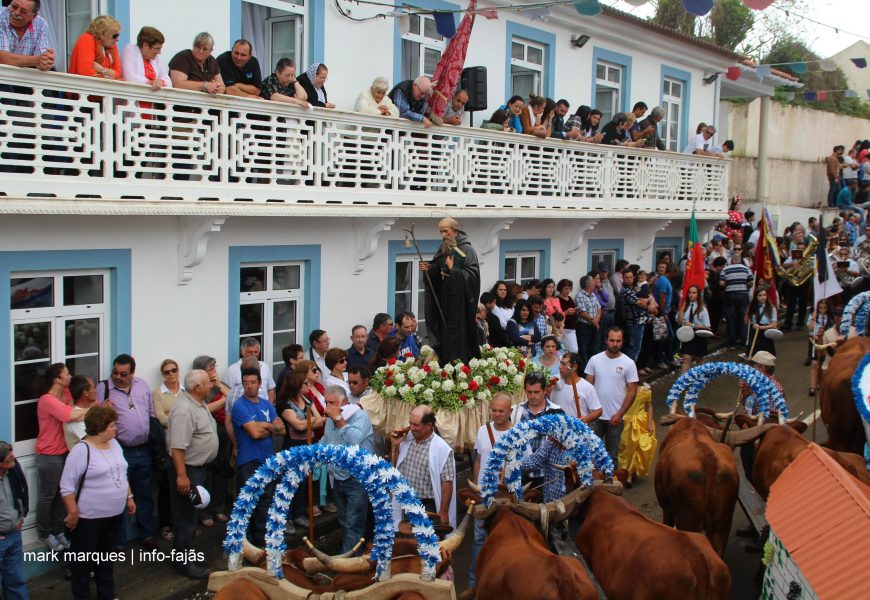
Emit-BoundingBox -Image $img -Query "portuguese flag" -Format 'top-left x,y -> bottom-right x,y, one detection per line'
681,209 -> 706,306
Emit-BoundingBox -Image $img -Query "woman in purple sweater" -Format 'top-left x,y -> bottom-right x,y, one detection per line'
60,406 -> 136,600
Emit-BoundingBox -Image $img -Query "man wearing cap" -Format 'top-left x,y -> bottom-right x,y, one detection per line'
741,351 -> 786,416
167,370 -> 219,579
0,440 -> 28,600
388,76 -> 433,127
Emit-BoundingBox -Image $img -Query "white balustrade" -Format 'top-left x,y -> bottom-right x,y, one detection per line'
0,66 -> 728,214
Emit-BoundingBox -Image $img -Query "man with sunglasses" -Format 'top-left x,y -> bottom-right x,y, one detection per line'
0,0 -> 55,71
96,354 -> 159,551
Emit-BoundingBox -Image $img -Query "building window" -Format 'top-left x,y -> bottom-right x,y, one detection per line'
38,0 -> 97,72
595,61 -> 622,125
239,262 -> 304,381
510,37 -> 545,98
662,78 -> 683,152
10,271 -> 108,451
504,252 -> 539,286
242,0 -> 306,72
394,256 -> 427,339
590,249 -> 618,274
401,14 -> 445,81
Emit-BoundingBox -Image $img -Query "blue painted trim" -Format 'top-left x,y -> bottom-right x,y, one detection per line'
505,21 -> 556,101
587,239 -> 624,273
386,239 -> 439,318
114,0 -> 130,48
229,1 -> 323,65
0,249 -> 132,442
498,239 -> 552,280
591,46 -> 632,113
392,0 -> 459,88
227,245 -> 321,364
660,65 -> 692,152
652,236 -> 684,271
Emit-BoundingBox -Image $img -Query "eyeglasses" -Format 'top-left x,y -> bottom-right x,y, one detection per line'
112,33 -> 120,40
162,367 -> 178,375
9,3 -> 32,15
338,358 -> 347,364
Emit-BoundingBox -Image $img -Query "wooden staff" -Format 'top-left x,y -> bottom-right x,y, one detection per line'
403,224 -> 448,329
306,402 -> 314,542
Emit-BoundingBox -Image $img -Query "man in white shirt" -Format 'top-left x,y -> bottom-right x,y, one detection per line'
550,353 -> 602,424
464,393 -> 512,600
307,329 -> 330,376
684,125 -> 723,157
223,337 -> 276,403
585,327 -> 639,468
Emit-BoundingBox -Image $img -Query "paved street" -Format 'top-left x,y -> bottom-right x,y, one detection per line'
28,331 -> 824,600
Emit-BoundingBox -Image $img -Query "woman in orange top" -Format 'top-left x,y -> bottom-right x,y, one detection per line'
69,15 -> 122,79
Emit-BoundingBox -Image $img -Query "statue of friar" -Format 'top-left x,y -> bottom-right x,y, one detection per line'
420,217 -> 481,364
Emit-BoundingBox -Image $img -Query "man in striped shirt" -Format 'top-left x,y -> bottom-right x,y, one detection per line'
0,1 -> 54,70
722,255 -> 753,348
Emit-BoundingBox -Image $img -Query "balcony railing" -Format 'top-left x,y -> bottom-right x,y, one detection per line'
0,66 -> 728,215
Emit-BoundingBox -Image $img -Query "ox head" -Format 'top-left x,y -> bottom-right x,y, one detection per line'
472,480 -> 623,525
460,480 -> 540,507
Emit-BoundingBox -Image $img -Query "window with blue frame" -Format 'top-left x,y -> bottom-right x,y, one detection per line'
510,37 -> 546,98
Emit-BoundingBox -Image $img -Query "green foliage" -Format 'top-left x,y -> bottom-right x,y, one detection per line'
709,0 -> 754,51
763,36 -> 870,120
653,0 -> 696,36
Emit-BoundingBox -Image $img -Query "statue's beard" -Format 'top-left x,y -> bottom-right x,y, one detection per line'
440,237 -> 457,255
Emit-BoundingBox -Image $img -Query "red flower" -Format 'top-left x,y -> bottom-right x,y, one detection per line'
518,360 -> 526,369
386,370 -> 393,377
459,394 -> 468,403
385,379 -> 393,387
468,380 -> 479,391
505,360 -> 512,366
489,376 -> 500,385
485,383 -> 492,389
403,351 -> 413,358
441,371 -> 448,379
422,365 -> 431,373
387,358 -> 397,365
461,365 -> 471,375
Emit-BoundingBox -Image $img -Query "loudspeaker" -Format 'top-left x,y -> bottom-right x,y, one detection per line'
461,66 -> 487,112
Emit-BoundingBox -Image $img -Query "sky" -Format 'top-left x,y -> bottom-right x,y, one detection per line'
602,0 -> 865,59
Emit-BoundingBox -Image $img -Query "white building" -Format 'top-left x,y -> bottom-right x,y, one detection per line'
1,0 -> 737,547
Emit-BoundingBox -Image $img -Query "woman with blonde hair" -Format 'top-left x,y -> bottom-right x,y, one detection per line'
69,15 -> 122,79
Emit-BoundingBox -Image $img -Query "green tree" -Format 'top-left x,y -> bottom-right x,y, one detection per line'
709,0 -> 754,51
653,0 -> 696,36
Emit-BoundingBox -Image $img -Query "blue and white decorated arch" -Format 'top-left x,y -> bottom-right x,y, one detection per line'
223,444 -> 439,581
852,353 -> 870,426
666,361 -> 789,419
478,413 -> 613,507
840,291 -> 870,336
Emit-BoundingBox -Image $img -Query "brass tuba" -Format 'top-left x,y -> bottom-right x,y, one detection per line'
777,234 -> 818,287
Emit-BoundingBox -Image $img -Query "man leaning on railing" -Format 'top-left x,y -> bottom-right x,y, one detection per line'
0,0 -> 54,71
168,32 -> 225,96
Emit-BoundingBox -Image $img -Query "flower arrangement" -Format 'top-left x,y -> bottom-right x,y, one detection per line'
478,413 -> 613,506
851,352 -> 870,425
369,345 -> 543,412
840,291 -> 870,336
224,444 -> 439,581
666,362 -> 788,418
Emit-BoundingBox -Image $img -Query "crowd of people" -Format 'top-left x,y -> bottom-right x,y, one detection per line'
0,2 -> 739,158
825,141 -> 870,212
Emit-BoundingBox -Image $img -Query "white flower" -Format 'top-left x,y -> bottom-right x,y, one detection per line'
442,380 -> 455,391
384,385 -> 397,396
420,345 -> 434,355
423,388 -> 435,400
413,383 -> 423,392
404,357 -> 415,365
477,391 -> 489,401
429,360 -> 440,370
394,372 -> 406,384
459,382 -> 468,390
401,384 -> 412,394
497,351 -> 507,361
430,380 -> 441,390
473,375 -> 483,385
444,363 -> 455,374
457,371 -> 467,381
468,358 -> 479,368
508,365 -> 518,375
499,362 -> 510,372
513,374 -> 523,385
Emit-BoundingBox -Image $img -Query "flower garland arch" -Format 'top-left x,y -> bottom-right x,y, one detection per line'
840,291 -> 870,336
666,361 -> 789,419
478,413 -> 613,507
223,444 -> 440,581
851,352 -> 870,426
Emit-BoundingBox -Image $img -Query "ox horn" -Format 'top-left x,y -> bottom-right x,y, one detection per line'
242,538 -> 266,566
720,423 -> 780,448
301,538 -> 366,574
522,481 -> 534,494
466,480 -> 481,494
302,537 -> 372,574
659,413 -> 685,426
440,502 -> 474,553
715,411 -> 735,420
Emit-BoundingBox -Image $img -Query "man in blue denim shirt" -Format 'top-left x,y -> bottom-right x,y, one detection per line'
320,385 -> 374,553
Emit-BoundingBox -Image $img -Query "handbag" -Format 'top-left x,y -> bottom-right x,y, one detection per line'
652,315 -> 669,341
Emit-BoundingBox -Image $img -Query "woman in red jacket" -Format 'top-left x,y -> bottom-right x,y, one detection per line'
69,15 -> 122,79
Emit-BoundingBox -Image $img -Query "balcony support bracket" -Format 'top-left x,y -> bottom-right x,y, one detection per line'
478,219 -> 515,266
564,219 -> 601,264
636,220 -> 674,263
355,218 -> 396,275
177,216 -> 227,285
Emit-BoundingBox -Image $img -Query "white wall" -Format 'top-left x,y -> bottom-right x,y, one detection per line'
129,0 -> 233,64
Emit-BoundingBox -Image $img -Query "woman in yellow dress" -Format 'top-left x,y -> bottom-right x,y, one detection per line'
616,383 -> 657,487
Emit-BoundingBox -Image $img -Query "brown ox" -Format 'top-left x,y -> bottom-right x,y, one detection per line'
752,423 -> 870,499
576,488 -> 731,600
655,417 -> 738,556
821,337 -> 870,454
474,507 -> 597,600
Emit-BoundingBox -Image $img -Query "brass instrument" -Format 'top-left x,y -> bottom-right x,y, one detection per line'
777,234 -> 818,287
858,238 -> 870,276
